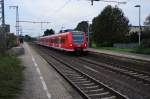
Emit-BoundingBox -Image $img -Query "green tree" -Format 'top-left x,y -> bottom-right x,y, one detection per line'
7,33 -> 17,48
141,14 -> 150,47
44,29 -> 55,36
75,21 -> 88,32
92,5 -> 129,47
144,14 -> 150,26
143,14 -> 150,33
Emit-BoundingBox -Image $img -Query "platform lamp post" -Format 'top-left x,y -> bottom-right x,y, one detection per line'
134,5 -> 141,46
87,21 -> 90,48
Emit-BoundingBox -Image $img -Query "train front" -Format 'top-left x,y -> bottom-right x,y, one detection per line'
71,31 -> 87,53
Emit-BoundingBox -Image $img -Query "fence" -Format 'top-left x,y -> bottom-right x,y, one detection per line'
113,43 -> 138,48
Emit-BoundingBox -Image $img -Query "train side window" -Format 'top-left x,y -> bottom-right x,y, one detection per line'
53,39 -> 55,43
56,38 -> 59,43
54,38 -> 57,43
49,39 -> 52,43
61,39 -> 65,44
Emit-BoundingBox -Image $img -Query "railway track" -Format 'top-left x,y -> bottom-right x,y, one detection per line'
31,43 -> 128,99
79,57 -> 150,86
85,52 -> 150,74
41,44 -> 150,86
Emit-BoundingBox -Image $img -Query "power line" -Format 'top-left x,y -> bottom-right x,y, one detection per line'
18,21 -> 50,24
53,0 -> 72,13
18,20 -> 51,36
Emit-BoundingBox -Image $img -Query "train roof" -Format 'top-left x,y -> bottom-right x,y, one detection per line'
39,32 -> 70,39
39,31 -> 84,39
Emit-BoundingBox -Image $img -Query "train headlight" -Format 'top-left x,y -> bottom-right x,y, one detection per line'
84,43 -> 87,47
69,43 -> 73,47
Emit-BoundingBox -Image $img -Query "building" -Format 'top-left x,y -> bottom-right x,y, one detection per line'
129,26 -> 146,34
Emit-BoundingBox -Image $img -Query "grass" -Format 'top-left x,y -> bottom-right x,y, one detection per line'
93,45 -> 150,54
0,54 -> 24,99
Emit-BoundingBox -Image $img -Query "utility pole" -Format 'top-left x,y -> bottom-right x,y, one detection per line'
9,6 -> 19,36
0,0 -> 6,53
1,0 -> 5,25
18,21 -> 50,36
19,26 -> 23,36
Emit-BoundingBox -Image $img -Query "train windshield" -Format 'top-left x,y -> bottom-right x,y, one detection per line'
72,31 -> 84,44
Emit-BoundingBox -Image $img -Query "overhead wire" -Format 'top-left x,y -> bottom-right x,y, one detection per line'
53,0 -> 72,13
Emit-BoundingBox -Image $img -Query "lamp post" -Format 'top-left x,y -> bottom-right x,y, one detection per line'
134,5 -> 141,46
87,21 -> 90,47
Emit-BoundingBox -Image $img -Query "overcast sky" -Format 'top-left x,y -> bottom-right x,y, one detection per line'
5,0 -> 150,37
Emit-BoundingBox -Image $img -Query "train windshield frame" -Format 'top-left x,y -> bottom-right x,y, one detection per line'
72,31 -> 84,44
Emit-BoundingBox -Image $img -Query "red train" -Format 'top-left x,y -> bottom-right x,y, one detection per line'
38,31 -> 87,52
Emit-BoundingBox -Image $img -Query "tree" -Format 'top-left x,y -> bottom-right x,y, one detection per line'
92,5 -> 129,47
141,14 -> 150,47
75,21 -> 88,32
7,33 -> 18,48
43,29 -> 55,36
143,14 -> 150,33
144,14 -> 150,26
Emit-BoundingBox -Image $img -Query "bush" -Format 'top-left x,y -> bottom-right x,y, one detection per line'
96,42 -> 113,47
141,39 -> 150,48
7,33 -> 18,49
0,54 -> 24,99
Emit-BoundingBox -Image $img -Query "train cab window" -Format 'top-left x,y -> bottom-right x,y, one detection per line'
55,38 -> 59,43
60,39 -> 65,44
72,31 -> 84,44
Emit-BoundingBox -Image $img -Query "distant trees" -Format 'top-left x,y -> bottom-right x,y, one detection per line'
144,14 -> 150,27
92,5 -> 129,47
24,35 -> 31,40
43,29 -> 55,36
141,14 -> 150,47
75,21 -> 88,32
7,33 -> 18,48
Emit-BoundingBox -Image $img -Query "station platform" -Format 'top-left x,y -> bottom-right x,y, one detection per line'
18,42 -> 82,99
87,48 -> 150,62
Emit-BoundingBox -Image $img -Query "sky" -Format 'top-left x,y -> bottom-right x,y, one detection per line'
4,0 -> 150,37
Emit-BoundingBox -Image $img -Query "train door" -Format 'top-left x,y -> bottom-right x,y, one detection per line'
62,35 -> 67,48
67,33 -> 73,49
58,37 -> 61,48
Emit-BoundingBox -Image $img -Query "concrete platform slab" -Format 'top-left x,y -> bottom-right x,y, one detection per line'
88,48 -> 150,62
18,42 -> 82,99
